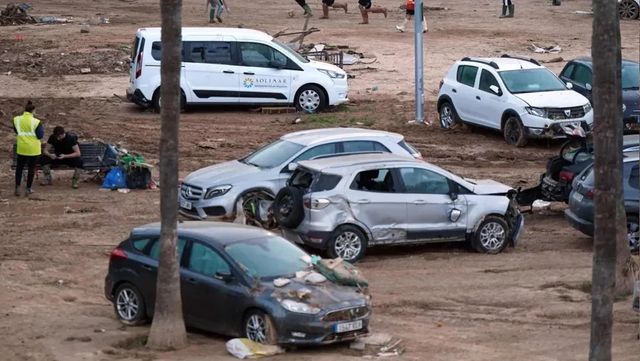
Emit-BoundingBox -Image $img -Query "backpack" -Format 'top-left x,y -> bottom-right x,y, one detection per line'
126,165 -> 152,189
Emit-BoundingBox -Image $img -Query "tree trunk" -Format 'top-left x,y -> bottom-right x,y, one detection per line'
589,0 -> 633,359
146,0 -> 187,351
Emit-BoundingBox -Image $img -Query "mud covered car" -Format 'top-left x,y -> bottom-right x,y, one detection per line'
104,222 -> 370,345
274,154 -> 523,262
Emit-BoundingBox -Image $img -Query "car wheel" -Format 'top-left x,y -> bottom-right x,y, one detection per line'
152,90 -> 186,113
503,116 -> 528,147
439,101 -> 458,129
328,225 -> 367,262
295,85 -> 327,113
472,216 -> 510,254
114,283 -> 147,326
244,310 -> 278,345
627,214 -> 639,254
619,0 -> 640,19
273,187 -> 304,228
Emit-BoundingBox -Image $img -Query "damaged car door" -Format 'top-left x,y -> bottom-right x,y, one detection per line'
345,168 -> 408,244
399,167 -> 467,242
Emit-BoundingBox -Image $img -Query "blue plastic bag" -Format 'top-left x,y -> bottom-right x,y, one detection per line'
102,167 -> 127,189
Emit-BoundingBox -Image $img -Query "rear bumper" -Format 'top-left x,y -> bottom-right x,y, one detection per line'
564,208 -> 594,236
127,88 -> 152,108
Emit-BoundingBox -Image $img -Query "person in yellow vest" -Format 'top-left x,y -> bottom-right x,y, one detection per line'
13,100 -> 44,196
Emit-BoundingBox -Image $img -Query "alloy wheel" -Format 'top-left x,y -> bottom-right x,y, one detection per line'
619,0 -> 639,19
479,222 -> 506,251
506,120 -> 520,144
298,89 -> 321,113
246,314 -> 267,343
334,231 -> 362,261
440,104 -> 454,128
116,288 -> 139,321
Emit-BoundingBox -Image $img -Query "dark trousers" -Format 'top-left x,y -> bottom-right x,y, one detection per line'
40,156 -> 83,169
295,0 -> 306,8
15,154 -> 38,188
503,0 -> 513,5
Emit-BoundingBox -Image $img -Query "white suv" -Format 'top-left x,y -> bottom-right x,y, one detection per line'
437,55 -> 593,147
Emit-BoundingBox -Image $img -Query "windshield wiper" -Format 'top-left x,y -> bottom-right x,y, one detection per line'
239,158 -> 260,167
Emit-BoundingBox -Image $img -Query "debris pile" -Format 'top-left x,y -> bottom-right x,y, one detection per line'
0,50 -> 129,76
350,333 -> 406,357
0,3 -> 36,26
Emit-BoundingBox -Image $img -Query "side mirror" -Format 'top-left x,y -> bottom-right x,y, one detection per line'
566,82 -> 573,90
489,85 -> 501,95
287,163 -> 298,172
449,192 -> 458,201
214,271 -> 233,283
585,83 -> 592,91
448,181 -> 459,201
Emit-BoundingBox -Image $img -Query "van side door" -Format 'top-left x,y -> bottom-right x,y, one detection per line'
182,38 -> 240,104
237,42 -> 293,104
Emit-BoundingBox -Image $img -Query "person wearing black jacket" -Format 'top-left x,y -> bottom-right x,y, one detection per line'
40,126 -> 83,189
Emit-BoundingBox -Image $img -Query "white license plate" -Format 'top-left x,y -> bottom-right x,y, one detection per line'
574,192 -> 584,202
334,320 -> 363,333
180,199 -> 192,210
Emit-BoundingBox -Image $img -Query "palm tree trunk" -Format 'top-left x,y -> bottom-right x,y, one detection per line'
146,0 -> 187,351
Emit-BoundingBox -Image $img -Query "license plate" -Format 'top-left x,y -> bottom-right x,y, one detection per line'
574,192 -> 584,202
179,199 -> 192,210
334,320 -> 363,333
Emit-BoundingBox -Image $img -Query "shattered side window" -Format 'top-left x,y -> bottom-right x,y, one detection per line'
311,173 -> 342,192
350,168 -> 397,193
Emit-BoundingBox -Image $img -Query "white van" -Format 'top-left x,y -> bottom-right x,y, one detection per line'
126,27 -> 349,113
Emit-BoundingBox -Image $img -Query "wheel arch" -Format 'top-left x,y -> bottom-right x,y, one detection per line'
152,87 -> 187,111
500,109 -> 521,130
232,187 -> 277,214
333,222 -> 372,244
437,95 -> 453,111
295,83 -> 329,105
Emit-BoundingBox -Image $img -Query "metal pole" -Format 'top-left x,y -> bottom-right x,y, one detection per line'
414,0 -> 424,123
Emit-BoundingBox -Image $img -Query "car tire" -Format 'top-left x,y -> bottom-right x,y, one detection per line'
114,283 -> 147,326
244,310 -> 278,345
273,187 -> 305,228
439,101 -> 459,129
472,216 -> 510,254
295,85 -> 327,113
503,116 -> 528,147
152,89 -> 186,113
327,225 -> 368,263
627,214 -> 639,254
619,0 -> 640,19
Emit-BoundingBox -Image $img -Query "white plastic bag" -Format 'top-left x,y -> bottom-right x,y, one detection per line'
226,338 -> 284,359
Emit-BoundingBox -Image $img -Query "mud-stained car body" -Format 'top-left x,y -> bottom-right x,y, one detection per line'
275,154 -> 523,262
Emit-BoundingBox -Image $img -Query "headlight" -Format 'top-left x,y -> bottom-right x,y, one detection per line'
280,299 -> 321,314
584,103 -> 593,114
622,104 -> 626,112
203,185 -> 232,199
318,69 -> 346,79
525,107 -> 547,118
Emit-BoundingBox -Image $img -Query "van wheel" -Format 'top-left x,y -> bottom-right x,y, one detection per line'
295,85 -> 327,113
328,225 -> 367,263
503,116 -> 528,147
152,90 -> 186,113
472,216 -> 509,254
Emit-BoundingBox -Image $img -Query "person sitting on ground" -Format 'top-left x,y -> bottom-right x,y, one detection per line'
358,0 -> 387,24
320,0 -> 348,19
41,126 -> 83,189
13,100 -> 44,197
396,0 -> 427,33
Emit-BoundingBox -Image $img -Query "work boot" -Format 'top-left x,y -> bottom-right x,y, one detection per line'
499,5 -> 508,18
72,168 -> 80,189
41,164 -> 53,186
15,186 -> 20,197
25,187 -> 33,197
507,4 -> 514,17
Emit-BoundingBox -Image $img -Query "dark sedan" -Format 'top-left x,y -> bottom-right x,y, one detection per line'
105,222 -> 370,345
564,153 -> 639,253
559,58 -> 640,128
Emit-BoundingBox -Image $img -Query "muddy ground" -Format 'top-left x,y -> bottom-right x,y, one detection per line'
0,0 -> 639,360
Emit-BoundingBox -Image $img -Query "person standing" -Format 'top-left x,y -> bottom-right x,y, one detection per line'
207,0 -> 228,23
295,0 -> 313,17
40,126 -> 83,189
13,100 -> 44,197
396,0 -> 427,33
358,0 -> 387,24
500,0 -> 514,18
320,0 -> 348,19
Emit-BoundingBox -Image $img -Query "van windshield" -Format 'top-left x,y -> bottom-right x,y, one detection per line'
272,39 -> 309,63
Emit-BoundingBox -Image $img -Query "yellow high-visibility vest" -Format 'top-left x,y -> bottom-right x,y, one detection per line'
13,111 -> 41,156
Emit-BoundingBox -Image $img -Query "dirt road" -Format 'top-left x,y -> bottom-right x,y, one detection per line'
0,1 -> 638,360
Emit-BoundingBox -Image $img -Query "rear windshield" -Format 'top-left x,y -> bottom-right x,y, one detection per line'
290,169 -> 342,192
398,140 -> 419,156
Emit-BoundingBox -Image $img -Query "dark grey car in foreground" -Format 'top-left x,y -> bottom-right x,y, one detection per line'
565,153 -> 639,253
105,222 -> 370,345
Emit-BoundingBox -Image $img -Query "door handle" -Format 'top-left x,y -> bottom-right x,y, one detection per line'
223,70 -> 235,74
142,265 -> 153,271
355,199 -> 370,204
476,96 -> 481,100
413,200 -> 427,205
244,72 -> 255,75
185,278 -> 198,284
452,89 -> 457,93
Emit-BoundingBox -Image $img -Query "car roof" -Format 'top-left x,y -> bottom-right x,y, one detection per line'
130,221 -> 275,245
298,153 -> 419,173
281,127 -> 404,146
568,57 -> 639,67
461,57 -> 542,71
137,27 -> 272,42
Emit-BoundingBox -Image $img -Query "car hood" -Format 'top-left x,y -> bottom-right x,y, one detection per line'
465,179 -> 513,195
309,60 -> 346,75
515,90 -> 589,108
263,276 -> 367,312
183,160 -> 263,188
623,88 -> 640,119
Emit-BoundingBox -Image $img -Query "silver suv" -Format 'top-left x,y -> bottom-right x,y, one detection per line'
179,128 -> 421,220
275,154 -> 524,262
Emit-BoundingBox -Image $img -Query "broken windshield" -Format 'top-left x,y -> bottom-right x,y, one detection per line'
225,236 -> 310,279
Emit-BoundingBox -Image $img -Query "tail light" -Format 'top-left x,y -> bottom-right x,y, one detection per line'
585,188 -> 595,199
559,171 -> 575,182
110,247 -> 128,260
304,198 -> 330,209
439,79 -> 444,90
135,52 -> 143,79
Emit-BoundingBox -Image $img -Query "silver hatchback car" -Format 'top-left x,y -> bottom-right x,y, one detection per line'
275,154 -> 524,262
178,128 -> 421,220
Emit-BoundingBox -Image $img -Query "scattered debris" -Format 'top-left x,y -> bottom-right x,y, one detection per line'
292,117 -> 303,124
64,206 -> 95,214
540,56 -> 564,64
117,188 -> 130,194
226,338 -> 284,359
273,278 -> 290,287
65,336 -> 92,342
261,107 -> 296,114
532,199 -> 551,209
38,16 -> 74,24
296,288 -> 312,300
350,333 -> 405,357
80,67 -> 91,74
80,24 -> 90,33
304,272 -> 327,284
530,43 -> 561,54
575,10 -> 594,16
312,257 -> 368,288
0,3 -> 36,26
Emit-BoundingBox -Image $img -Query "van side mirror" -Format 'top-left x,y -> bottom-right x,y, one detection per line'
566,82 -> 573,90
214,271 -> 233,283
287,163 -> 298,172
585,83 -> 592,91
489,85 -> 501,96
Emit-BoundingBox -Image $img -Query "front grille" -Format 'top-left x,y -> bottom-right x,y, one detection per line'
547,106 -> 586,120
181,183 -> 203,201
323,306 -> 369,322
204,206 -> 226,217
